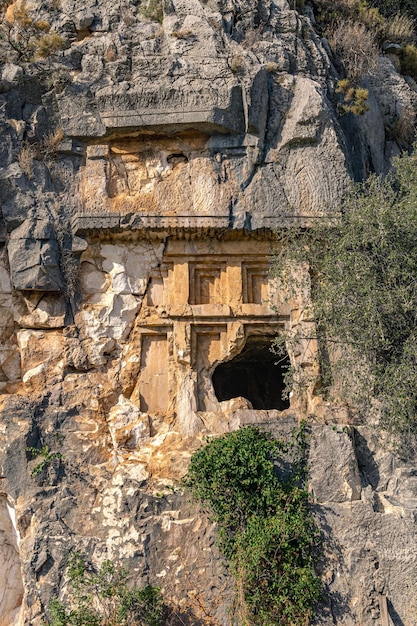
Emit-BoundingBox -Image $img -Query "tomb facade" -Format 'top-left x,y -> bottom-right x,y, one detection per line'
72,232 -> 320,436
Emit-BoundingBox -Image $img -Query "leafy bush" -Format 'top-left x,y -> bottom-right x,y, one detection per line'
370,0 -> 417,22
184,425 -> 321,625
400,43 -> 417,78
273,149 -> 417,437
45,554 -> 164,626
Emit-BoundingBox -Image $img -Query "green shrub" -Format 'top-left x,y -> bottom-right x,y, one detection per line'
26,445 -> 64,477
184,424 -> 322,625
273,148 -> 417,437
45,553 -> 164,626
140,0 -> 165,23
400,44 -> 417,78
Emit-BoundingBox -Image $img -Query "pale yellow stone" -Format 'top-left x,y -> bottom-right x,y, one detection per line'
0,496 -> 23,626
17,330 -> 65,391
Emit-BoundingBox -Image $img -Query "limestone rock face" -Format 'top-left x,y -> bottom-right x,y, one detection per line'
0,495 -> 23,626
1,0 -> 417,624
8,216 -> 64,292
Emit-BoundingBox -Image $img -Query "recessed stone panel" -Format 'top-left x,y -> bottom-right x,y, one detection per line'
189,264 -> 225,305
139,333 -> 170,414
193,325 -> 227,412
242,263 -> 268,304
146,265 -> 171,307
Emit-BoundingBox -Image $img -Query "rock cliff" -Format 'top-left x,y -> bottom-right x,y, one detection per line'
1,0 -> 417,624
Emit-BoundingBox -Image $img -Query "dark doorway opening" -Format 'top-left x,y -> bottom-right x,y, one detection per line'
212,336 -> 290,410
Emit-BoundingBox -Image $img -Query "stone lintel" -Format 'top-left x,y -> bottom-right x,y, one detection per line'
98,85 -> 246,135
99,114 -> 244,136
72,214 -> 232,238
165,239 -> 276,257
71,213 -> 302,240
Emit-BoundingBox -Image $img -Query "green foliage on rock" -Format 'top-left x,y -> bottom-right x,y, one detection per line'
370,0 -> 417,21
335,79 -> 370,115
184,424 -> 322,625
26,445 -> 64,476
313,0 -> 416,101
273,149 -> 417,437
46,553 -> 164,626
139,0 -> 165,23
400,44 -> 417,78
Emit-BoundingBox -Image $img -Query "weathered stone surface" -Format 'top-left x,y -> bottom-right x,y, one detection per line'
0,248 -> 20,392
17,329 -> 65,392
8,218 -> 64,292
13,293 -> 67,329
0,495 -> 23,626
309,426 -> 362,503
0,64 -> 23,94
1,0 -> 417,623
56,88 -> 106,138
1,392 -> 417,626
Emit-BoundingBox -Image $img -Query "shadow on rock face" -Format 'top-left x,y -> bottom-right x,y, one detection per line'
352,428 -> 381,490
387,598 -> 406,626
311,503 -> 353,626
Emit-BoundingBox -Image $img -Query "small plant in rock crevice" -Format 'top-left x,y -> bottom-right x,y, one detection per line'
335,78 -> 370,115
45,553 -> 165,626
139,0 -> 168,24
183,424 -> 322,626
230,54 -> 244,73
54,219 -> 80,301
17,129 -> 65,180
18,143 -> 36,178
400,43 -> 417,78
26,445 -> 64,476
171,28 -> 194,39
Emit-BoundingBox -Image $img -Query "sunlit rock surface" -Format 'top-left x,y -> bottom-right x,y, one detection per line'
1,0 -> 417,623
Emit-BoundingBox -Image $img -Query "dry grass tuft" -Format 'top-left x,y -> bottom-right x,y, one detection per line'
18,143 -> 35,179
383,12 -> 415,44
41,128 -> 64,154
104,45 -> 117,62
230,54 -> 244,73
172,28 -> 193,39
265,61 -> 279,73
330,20 -> 379,80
